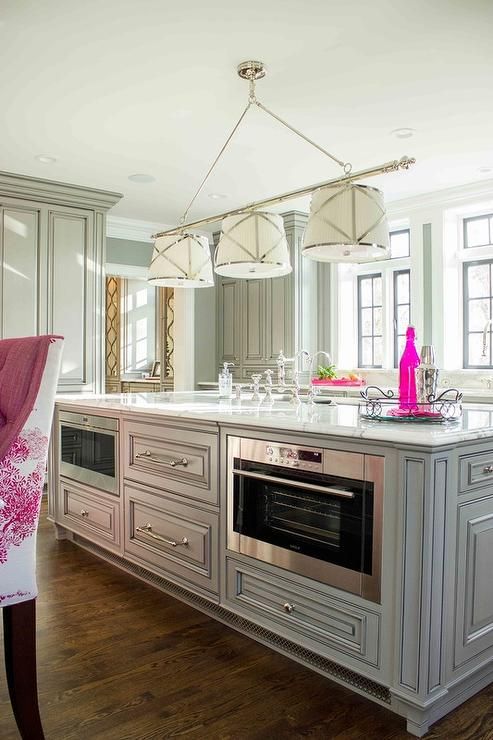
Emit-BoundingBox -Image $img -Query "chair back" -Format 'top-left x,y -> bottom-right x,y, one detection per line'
0,336 -> 63,607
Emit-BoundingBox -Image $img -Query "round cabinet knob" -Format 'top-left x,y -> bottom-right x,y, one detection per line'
283,602 -> 295,614
80,509 -> 89,517
483,465 -> 493,474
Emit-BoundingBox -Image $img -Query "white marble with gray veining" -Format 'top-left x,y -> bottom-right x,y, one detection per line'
54,391 -> 493,448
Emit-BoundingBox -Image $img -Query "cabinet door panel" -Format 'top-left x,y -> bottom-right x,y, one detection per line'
242,279 -> 265,363
265,275 -> 293,362
218,279 -> 240,366
49,209 -> 93,388
2,207 -> 40,337
455,495 -> 493,668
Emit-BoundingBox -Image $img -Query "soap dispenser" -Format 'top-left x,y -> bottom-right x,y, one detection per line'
218,362 -> 234,398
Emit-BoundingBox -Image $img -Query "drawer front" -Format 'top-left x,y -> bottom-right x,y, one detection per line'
460,451 -> 493,493
59,480 -> 120,549
123,419 -> 217,504
225,559 -> 380,667
124,484 -> 218,594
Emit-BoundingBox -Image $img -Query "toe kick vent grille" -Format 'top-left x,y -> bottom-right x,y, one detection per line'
72,535 -> 391,704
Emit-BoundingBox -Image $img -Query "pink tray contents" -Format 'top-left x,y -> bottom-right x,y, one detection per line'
388,407 -> 442,420
311,378 -> 366,387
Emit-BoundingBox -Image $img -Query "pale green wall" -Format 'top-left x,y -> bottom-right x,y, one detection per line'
106,237 -> 153,267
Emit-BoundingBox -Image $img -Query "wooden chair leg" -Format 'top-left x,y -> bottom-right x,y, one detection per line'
3,598 -> 45,740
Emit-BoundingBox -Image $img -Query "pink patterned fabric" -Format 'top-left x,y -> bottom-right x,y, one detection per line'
0,336 -> 63,607
0,335 -> 61,464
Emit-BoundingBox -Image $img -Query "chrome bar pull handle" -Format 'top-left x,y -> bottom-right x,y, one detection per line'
135,450 -> 189,468
136,523 -> 189,548
233,468 -> 355,498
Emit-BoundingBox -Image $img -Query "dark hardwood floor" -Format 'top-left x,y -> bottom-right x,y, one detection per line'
1,506 -> 493,739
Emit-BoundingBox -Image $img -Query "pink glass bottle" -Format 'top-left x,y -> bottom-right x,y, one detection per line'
399,326 -> 420,409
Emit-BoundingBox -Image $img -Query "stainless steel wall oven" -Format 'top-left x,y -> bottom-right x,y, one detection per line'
227,437 -> 383,602
59,411 -> 119,495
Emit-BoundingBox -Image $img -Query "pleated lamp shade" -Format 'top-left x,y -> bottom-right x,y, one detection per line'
148,233 -> 214,288
302,182 -> 390,263
214,211 -> 292,278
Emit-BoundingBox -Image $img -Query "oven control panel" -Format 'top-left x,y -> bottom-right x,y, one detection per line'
264,444 -> 323,471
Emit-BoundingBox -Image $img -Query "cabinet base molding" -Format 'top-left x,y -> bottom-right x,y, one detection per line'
70,533 -> 391,707
391,657 -> 493,737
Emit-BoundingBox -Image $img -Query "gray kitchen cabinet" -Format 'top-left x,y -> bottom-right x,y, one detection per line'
217,277 -> 241,376
0,171 -> 121,392
454,491 -> 493,669
217,211 -> 301,379
242,278 -> 266,365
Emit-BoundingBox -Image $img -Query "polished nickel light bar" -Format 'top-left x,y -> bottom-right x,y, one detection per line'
152,155 -> 416,239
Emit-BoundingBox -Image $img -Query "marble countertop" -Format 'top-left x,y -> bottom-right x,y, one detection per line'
197,381 -> 493,403
54,391 -> 493,448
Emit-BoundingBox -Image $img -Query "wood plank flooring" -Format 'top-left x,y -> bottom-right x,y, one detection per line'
1,506 -> 493,739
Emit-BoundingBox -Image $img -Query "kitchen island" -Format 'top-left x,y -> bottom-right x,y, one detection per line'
48,391 -> 493,737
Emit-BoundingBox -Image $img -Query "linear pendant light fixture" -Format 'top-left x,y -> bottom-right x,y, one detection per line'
150,61 -> 415,286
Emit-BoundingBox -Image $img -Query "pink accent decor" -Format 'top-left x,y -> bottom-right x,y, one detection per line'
311,378 -> 366,387
0,335 -> 62,465
0,428 -> 48,564
398,326 -> 420,409
388,408 -> 442,419
0,335 -> 63,608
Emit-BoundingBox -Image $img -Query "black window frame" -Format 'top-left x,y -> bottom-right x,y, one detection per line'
463,214 -> 493,250
393,269 -> 411,368
357,272 -> 383,368
389,228 -> 410,259
463,257 -> 493,369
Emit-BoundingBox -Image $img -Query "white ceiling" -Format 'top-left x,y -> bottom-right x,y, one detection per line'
1,0 -> 492,226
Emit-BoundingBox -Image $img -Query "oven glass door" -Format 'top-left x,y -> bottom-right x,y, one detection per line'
233,460 -> 373,575
60,423 -> 117,494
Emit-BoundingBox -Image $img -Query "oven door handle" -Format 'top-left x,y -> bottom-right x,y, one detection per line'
232,468 -> 355,499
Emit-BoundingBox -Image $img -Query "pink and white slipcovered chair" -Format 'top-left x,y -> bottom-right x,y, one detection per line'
0,335 -> 63,740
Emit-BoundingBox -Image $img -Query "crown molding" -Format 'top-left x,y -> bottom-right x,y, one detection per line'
106,216 -> 173,242
0,170 -> 122,210
387,177 -> 493,216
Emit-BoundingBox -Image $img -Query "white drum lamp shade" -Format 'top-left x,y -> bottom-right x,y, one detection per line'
148,233 -> 214,288
214,211 -> 292,278
302,182 -> 390,262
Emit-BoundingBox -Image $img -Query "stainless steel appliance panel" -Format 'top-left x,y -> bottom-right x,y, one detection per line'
227,436 -> 383,603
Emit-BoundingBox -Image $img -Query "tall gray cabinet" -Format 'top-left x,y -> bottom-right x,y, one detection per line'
216,211 -> 308,381
0,171 -> 122,392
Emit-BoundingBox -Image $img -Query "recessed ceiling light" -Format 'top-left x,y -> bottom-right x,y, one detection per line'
208,193 -> 228,200
478,167 -> 493,174
390,128 -> 415,139
35,155 -> 57,164
128,173 -> 156,183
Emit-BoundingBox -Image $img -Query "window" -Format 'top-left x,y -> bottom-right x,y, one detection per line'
393,270 -> 411,366
463,259 -> 493,368
461,212 -> 493,369
350,228 -> 411,369
121,279 -> 157,372
464,214 -> 493,249
358,273 -> 383,367
390,229 -> 410,259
